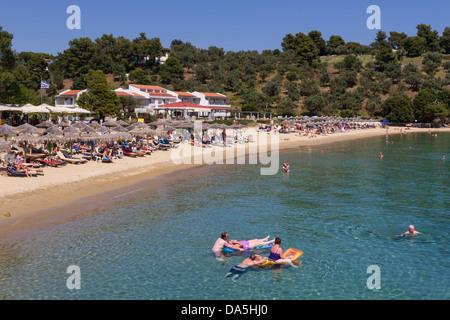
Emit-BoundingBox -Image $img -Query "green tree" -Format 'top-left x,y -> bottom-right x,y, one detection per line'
416,24 -> 440,52
0,26 -> 15,71
76,70 -> 121,120
388,31 -> 408,50
303,93 -> 326,115
404,36 -> 426,57
158,56 -> 184,84
440,27 -> 450,54
422,52 -> 442,74
327,35 -> 345,54
382,94 -> 414,122
281,32 -> 319,65
308,30 -> 327,56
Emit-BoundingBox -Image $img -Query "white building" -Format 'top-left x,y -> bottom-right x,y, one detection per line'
54,89 -> 86,107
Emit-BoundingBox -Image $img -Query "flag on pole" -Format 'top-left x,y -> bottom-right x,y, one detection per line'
41,81 -> 50,89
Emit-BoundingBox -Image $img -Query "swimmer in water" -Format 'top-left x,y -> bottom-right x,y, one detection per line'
282,162 -> 290,173
399,225 -> 422,237
378,152 -> 384,159
225,254 -> 265,281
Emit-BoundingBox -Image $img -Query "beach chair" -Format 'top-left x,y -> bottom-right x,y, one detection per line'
56,151 -> 87,164
36,158 -> 65,167
122,147 -> 138,157
6,163 -> 38,177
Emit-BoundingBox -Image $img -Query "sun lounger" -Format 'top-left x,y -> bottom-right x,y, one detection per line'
122,150 -> 138,157
36,158 -> 64,167
56,151 -> 87,164
6,164 -> 38,177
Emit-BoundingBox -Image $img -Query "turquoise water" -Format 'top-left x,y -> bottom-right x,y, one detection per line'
0,132 -> 449,300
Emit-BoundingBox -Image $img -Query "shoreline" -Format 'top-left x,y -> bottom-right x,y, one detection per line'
1,126 -> 448,237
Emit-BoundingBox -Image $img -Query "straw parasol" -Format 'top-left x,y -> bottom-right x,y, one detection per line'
19,125 -> 41,134
89,122 -> 102,129
36,121 -> 54,128
0,139 -> 10,151
0,124 -> 17,136
44,125 -> 63,135
63,125 -> 81,134
71,122 -> 88,129
116,120 -> 128,126
39,133 -> 62,144
57,121 -> 70,128
110,125 -> 128,132
96,126 -> 110,133
15,133 -> 40,155
102,120 -> 118,127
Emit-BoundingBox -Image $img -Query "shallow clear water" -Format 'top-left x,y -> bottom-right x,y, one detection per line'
0,132 -> 449,300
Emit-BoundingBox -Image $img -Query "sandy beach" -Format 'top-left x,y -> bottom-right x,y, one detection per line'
1,125 -> 448,236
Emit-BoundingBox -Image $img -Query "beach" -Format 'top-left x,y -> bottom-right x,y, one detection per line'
1,125 -> 448,236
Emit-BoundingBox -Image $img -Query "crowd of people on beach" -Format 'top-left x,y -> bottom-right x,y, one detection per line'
259,117 -> 379,138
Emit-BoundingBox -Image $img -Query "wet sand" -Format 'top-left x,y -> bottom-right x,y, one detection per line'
1,126 -> 447,237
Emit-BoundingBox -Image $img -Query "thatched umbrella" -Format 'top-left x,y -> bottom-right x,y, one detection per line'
89,122 -> 102,129
57,121 -> 70,128
44,125 -> 63,135
19,125 -> 42,135
15,133 -> 40,156
39,133 -> 62,144
102,120 -> 118,127
0,124 -> 16,140
96,126 -> 110,133
116,120 -> 128,126
71,122 -> 87,129
16,123 -> 34,130
62,127 -> 81,155
80,125 -> 96,133
0,139 -> 10,151
36,121 -> 54,128
163,126 -> 176,132
63,125 -> 81,134
111,125 -> 128,132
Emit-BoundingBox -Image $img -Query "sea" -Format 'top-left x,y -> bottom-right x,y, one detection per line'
0,131 -> 448,300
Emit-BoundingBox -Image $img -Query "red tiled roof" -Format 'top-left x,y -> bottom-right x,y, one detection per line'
115,91 -> 145,97
198,92 -> 227,98
130,84 -> 168,91
148,92 -> 176,98
60,90 -> 83,96
158,102 -> 230,110
173,91 -> 196,97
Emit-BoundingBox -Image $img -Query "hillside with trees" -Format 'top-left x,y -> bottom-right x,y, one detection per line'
1,24 -> 450,125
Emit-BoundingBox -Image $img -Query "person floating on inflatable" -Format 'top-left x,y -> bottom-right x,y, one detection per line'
267,238 -> 298,268
211,233 -> 274,257
225,254 -> 266,281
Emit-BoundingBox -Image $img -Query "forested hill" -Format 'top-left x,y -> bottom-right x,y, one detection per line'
1,24 -> 450,124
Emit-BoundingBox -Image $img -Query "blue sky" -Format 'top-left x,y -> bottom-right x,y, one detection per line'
1,0 -> 449,55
